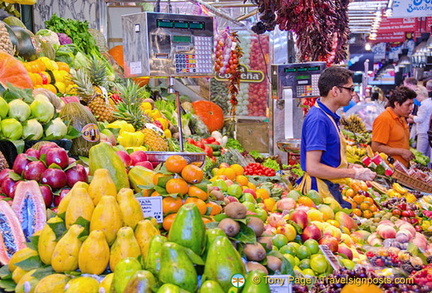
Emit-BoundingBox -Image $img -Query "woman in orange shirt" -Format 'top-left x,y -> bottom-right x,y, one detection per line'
371,86 -> 417,167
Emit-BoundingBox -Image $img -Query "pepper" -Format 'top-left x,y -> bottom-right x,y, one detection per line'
106,120 -> 135,134
117,131 -> 144,148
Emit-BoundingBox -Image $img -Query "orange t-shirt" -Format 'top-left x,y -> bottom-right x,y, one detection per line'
372,107 -> 410,167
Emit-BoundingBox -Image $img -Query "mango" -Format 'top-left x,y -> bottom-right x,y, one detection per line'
335,211 -> 358,231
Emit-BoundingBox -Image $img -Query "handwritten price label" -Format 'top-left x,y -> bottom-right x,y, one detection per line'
137,196 -> 163,223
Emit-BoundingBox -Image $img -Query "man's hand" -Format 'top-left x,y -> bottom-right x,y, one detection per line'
354,168 -> 376,181
400,149 -> 415,161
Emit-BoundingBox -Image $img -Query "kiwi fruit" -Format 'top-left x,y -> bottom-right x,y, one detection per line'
246,217 -> 265,237
210,189 -> 224,201
243,243 -> 266,262
224,202 -> 247,219
218,218 -> 240,237
258,236 -> 273,250
246,262 -> 268,274
266,255 -> 282,272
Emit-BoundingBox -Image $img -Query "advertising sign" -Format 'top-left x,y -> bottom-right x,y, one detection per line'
391,0 -> 432,18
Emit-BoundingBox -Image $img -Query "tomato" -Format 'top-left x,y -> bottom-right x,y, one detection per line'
206,137 -> 216,143
204,145 -> 213,157
186,138 -> 195,144
195,141 -> 205,149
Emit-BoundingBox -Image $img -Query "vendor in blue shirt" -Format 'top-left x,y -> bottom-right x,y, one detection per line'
297,67 -> 376,208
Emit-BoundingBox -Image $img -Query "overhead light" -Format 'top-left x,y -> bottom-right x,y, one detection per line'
365,43 -> 372,51
369,33 -> 377,40
385,8 -> 393,17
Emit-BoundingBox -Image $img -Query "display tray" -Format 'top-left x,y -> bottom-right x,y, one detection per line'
391,170 -> 432,193
146,152 -> 206,168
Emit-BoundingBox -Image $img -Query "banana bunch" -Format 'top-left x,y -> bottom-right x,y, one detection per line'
346,145 -> 366,163
392,182 -> 408,194
1,0 -> 36,4
340,114 -> 367,133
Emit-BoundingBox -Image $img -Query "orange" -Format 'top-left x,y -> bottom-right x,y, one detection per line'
359,181 -> 369,192
222,167 -> 236,180
153,173 -> 173,186
206,201 -> 222,216
297,196 -> 315,207
165,155 -> 188,173
247,182 -> 256,191
163,213 -> 177,231
256,188 -> 270,200
163,196 -> 183,214
230,164 -> 244,176
369,205 -> 378,212
359,202 -> 370,211
235,175 -> 249,186
344,188 -> 355,198
181,164 -> 204,184
188,185 -> 209,201
363,197 -> 374,205
166,178 -> 189,195
350,181 -> 362,193
352,208 -> 362,217
150,190 -> 161,197
362,210 -> 373,219
353,195 -> 364,205
350,201 -> 358,209
184,197 -> 207,215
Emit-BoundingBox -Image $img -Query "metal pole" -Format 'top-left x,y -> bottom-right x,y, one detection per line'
168,77 -> 184,151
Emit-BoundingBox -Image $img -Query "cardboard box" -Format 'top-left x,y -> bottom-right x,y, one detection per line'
236,121 -> 269,153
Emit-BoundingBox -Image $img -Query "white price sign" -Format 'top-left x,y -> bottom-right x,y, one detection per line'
137,196 -> 163,223
267,275 -> 292,293
319,245 -> 341,270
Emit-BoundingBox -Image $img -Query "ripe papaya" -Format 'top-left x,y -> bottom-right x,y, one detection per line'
65,276 -> 99,293
242,270 -> 271,293
123,270 -> 156,293
38,216 -> 65,265
203,235 -> 246,292
112,257 -> 142,293
168,203 -> 206,255
0,200 -> 26,265
90,195 -> 123,245
159,241 -> 197,292
88,168 -> 117,205
99,273 -> 114,293
117,188 -> 144,230
135,219 -> 160,258
109,227 -> 141,272
88,142 -> 129,191
34,274 -> 70,293
12,180 -> 47,240
57,182 -> 89,215
51,224 -> 84,272
65,187 -> 94,228
8,247 -> 38,272
14,269 -> 38,293
78,230 -> 110,275
128,165 -> 156,194
144,235 -> 167,275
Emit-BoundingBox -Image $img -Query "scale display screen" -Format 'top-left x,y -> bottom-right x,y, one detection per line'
295,75 -> 310,80
284,66 -> 321,73
157,19 -> 205,30
173,35 -> 191,43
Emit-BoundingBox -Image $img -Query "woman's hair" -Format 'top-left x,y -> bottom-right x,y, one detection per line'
371,92 -> 379,101
318,66 -> 353,97
387,86 -> 417,108
415,85 -> 428,100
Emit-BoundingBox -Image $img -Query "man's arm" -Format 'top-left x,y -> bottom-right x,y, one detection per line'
306,150 -> 357,180
371,141 -> 414,161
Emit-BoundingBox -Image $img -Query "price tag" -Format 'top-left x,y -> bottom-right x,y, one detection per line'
137,196 -> 163,223
267,275 -> 292,293
319,245 -> 341,270
129,61 -> 142,75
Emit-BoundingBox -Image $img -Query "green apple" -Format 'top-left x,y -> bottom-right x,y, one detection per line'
213,179 -> 228,192
227,184 -> 243,198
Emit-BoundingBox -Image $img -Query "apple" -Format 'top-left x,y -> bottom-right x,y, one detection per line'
277,198 -> 297,211
45,148 -> 69,169
289,210 -> 308,229
301,224 -> 322,242
38,142 -> 60,156
54,188 -> 70,207
116,150 -> 132,167
130,151 -> 148,165
12,153 -> 30,175
39,185 -> 53,208
25,148 -> 40,159
377,225 -> 396,239
337,245 -> 353,260
242,193 -> 256,204
135,161 -> 154,170
40,168 -> 67,189
65,164 -> 88,187
242,188 -> 257,199
227,184 -> 243,198
23,160 -> 47,181
319,235 -> 339,253
213,179 -> 228,191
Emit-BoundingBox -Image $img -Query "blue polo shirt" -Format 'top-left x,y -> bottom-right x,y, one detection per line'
300,99 -> 342,172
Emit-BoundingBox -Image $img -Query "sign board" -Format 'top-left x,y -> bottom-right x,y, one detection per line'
319,245 -> 341,270
267,275 -> 292,293
137,196 -> 163,223
391,0 -> 432,18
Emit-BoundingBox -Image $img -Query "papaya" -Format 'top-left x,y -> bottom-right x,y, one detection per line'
34,274 -> 70,293
199,280 -> 225,293
88,168 -> 117,205
128,165 -> 156,194
88,142 -> 129,191
168,203 -> 206,255
113,257 -> 142,293
135,219 -> 160,258
78,230 -> 110,275
109,227 -> 141,272
123,270 -> 156,293
159,241 -> 197,292
90,195 -> 123,245
57,182 -> 89,215
203,235 -> 246,292
12,180 -> 47,240
37,216 -> 65,265
65,276 -> 99,293
144,235 -> 167,275
203,228 -> 225,260
14,269 -> 38,293
117,188 -> 144,229
8,247 -> 38,272
11,266 -> 29,284
157,284 -> 191,293
65,187 -> 94,228
99,273 -> 114,293
51,224 -> 85,272
0,200 -> 26,265
242,270 -> 271,293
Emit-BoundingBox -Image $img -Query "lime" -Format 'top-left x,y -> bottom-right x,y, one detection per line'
279,244 -> 297,255
272,234 -> 288,249
298,259 -> 311,270
255,208 -> 268,222
296,245 -> 311,260
294,256 -> 300,266
242,201 -> 256,212
283,254 -> 296,267
310,254 -> 328,274
302,268 -> 315,276
303,239 -> 320,254
288,242 -> 301,251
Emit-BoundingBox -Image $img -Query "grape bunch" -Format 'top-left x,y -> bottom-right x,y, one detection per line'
366,251 -> 401,267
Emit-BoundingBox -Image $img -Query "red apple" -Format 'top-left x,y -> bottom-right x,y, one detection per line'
337,245 -> 353,260
289,210 -> 309,229
45,148 -> 69,169
301,224 -> 322,242
0,168 -> 12,186
39,185 -> 53,208
242,188 -> 257,199
40,168 -> 67,189
116,150 -> 132,167
65,164 -> 88,187
38,142 -> 59,156
23,161 -> 47,181
130,151 -> 148,165
319,235 -> 339,253
25,148 -> 40,159
2,178 -> 19,198
12,153 -> 30,175
54,188 -> 70,207
134,161 -> 154,170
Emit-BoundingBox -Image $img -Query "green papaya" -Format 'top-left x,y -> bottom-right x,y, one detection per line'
144,235 -> 167,275
203,228 -> 225,260
113,257 -> 142,293
123,270 -> 156,293
168,203 -> 205,255
199,280 -> 224,293
157,283 -> 190,293
242,270 -> 271,293
88,142 -> 130,191
203,235 -> 246,292
159,242 -> 197,292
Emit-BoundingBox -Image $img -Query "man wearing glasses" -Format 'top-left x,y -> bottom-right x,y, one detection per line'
297,66 -> 376,208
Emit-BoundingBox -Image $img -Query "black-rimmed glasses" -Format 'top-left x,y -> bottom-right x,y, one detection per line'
337,86 -> 355,93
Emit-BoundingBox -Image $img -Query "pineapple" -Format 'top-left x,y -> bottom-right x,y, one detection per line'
0,151 -> 9,171
113,79 -> 151,130
0,21 -> 15,56
141,128 -> 168,151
